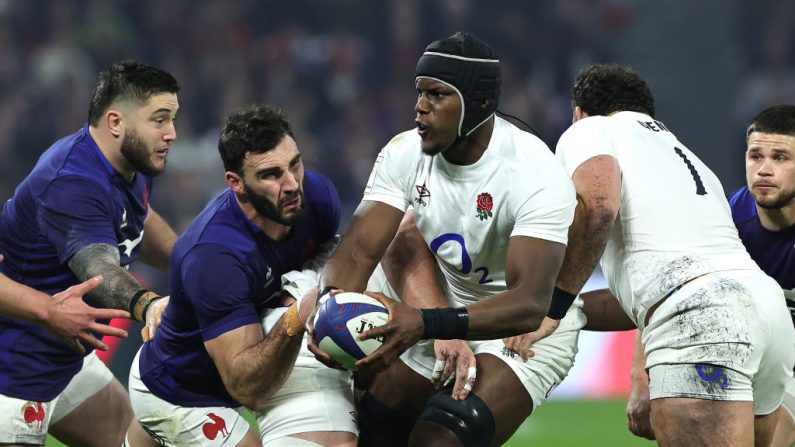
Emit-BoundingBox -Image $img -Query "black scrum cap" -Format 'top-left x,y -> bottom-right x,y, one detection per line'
415,32 -> 501,137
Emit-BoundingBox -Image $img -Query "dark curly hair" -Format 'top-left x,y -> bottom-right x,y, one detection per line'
746,104 -> 795,141
88,59 -> 179,126
218,104 -> 295,174
572,64 -> 655,118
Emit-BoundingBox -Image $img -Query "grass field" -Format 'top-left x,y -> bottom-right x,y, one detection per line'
46,399 -> 656,446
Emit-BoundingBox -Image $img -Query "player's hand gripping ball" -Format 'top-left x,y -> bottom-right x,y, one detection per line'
312,292 -> 389,370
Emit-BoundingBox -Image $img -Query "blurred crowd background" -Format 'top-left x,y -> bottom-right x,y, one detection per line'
2,0 -> 795,389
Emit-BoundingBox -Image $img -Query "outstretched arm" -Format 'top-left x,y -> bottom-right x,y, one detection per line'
357,235 -> 567,373
0,273 -> 129,353
68,243 -> 163,326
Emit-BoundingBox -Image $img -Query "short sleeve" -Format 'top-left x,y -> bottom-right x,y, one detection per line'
36,176 -> 117,264
555,117 -> 618,177
510,168 -> 576,245
180,244 -> 260,342
362,133 -> 415,212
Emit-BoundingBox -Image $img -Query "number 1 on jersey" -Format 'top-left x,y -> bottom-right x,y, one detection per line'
673,146 -> 707,196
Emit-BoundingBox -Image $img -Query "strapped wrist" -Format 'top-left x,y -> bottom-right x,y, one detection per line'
283,302 -> 305,336
130,290 -> 162,323
547,287 -> 577,320
420,307 -> 469,340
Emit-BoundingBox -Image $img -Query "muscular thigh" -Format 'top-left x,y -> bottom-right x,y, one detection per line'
368,358 -> 436,419
48,351 -> 129,447
470,354 -> 534,447
651,397 -> 754,447
49,378 -> 132,447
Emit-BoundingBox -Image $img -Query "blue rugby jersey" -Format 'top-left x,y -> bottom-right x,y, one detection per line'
139,170 -> 339,407
728,186 -> 795,323
0,124 -> 151,400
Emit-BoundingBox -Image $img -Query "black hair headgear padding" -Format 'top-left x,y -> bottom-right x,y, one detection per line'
415,32 -> 501,137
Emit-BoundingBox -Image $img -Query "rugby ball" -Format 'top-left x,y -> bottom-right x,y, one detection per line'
312,292 -> 389,370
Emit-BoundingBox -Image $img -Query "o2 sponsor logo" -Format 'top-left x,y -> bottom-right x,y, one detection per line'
430,233 -> 492,285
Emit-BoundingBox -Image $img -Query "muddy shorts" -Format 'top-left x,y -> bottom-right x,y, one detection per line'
643,270 -> 795,415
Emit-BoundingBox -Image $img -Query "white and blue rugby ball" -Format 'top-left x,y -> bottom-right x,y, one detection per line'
312,292 -> 389,370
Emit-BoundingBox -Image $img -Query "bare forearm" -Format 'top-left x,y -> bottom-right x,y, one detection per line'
68,243 -> 142,310
464,288 -> 548,339
320,201 -> 404,292
631,330 -> 648,382
227,320 -> 304,410
582,288 -> 635,331
463,239 -> 567,339
556,200 -> 614,295
139,208 -> 177,271
322,248 -> 380,293
0,274 -> 51,323
381,213 -> 447,308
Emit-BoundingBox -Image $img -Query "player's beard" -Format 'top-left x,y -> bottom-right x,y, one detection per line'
121,129 -> 165,177
244,181 -> 306,226
754,185 -> 795,210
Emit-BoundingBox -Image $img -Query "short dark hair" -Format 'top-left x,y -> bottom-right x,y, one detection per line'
572,64 -> 655,118
746,104 -> 795,141
87,59 -> 180,126
218,104 -> 295,174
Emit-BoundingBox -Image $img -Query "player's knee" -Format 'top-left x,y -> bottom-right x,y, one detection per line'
357,391 -> 414,447
414,390 -> 495,447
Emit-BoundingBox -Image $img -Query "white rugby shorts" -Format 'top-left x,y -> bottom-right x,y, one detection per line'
643,270 -> 795,415
0,351 -> 114,444
129,350 -> 252,447
256,308 -> 358,445
367,263 -> 585,411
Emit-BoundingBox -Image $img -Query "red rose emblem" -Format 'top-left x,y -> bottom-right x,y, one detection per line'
475,193 -> 493,221
477,193 -> 493,212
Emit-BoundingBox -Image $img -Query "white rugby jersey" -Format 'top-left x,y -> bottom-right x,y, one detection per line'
364,117 -> 576,307
556,111 -> 759,326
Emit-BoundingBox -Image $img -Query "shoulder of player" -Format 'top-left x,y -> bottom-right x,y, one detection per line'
493,120 -> 570,182
179,190 -> 254,250
380,129 -> 422,158
491,119 -> 552,160
301,170 -> 340,216
302,170 -> 335,197
175,240 -> 252,282
726,186 -> 758,225
28,142 -> 114,198
559,115 -> 613,142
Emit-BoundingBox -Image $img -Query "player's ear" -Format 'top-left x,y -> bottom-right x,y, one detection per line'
573,106 -> 588,122
106,109 -> 123,138
226,171 -> 244,193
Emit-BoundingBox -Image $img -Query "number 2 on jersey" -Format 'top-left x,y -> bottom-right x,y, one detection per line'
673,146 -> 707,196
